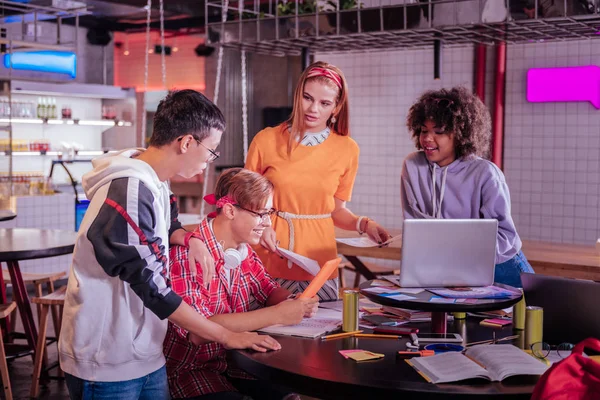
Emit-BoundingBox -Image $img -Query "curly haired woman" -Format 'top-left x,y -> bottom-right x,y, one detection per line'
401,86 -> 534,288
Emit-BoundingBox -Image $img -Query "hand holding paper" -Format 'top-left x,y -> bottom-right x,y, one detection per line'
336,235 -> 401,248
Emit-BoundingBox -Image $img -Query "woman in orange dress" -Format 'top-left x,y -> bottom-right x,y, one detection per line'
245,61 -> 390,300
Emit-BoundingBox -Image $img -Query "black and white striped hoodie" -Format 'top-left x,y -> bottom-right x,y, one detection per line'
59,148 -> 183,382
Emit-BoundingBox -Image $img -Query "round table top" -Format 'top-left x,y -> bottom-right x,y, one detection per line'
0,228 -> 78,262
232,319 -> 536,399
359,280 -> 523,313
0,210 -> 16,222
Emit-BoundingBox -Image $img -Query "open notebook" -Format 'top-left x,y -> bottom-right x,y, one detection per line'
258,307 -> 342,338
407,344 -> 549,383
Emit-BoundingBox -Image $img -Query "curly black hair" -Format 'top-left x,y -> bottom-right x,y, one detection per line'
406,87 -> 491,159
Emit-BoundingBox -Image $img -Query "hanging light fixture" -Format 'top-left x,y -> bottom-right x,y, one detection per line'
123,34 -> 130,56
172,36 -> 179,53
434,33 -> 442,80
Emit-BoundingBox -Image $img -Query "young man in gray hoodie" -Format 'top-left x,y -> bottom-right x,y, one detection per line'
59,90 -> 280,399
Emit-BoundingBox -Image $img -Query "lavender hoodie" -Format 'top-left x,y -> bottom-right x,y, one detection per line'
400,151 -> 522,264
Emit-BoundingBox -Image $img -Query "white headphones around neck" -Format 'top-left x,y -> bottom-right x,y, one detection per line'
220,243 -> 249,271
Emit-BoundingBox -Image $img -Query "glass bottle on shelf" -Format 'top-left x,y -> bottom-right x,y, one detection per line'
50,98 -> 57,119
37,97 -> 45,119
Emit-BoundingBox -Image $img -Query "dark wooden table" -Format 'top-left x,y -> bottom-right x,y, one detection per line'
0,228 -> 77,358
232,318 -> 536,399
0,211 -> 16,222
359,280 -> 522,334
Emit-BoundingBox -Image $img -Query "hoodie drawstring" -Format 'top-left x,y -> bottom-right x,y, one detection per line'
431,164 -> 448,219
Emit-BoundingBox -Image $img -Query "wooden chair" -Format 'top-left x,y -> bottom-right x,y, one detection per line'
30,286 -> 66,398
2,270 -> 65,340
0,302 -> 16,400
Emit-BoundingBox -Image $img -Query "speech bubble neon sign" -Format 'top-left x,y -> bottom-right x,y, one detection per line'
527,66 -> 600,109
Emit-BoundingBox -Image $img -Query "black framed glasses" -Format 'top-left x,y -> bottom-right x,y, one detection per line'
198,141 -> 220,163
177,136 -> 220,163
234,204 -> 277,221
531,342 -> 574,359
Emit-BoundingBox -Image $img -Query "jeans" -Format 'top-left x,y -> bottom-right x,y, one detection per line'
494,250 -> 534,288
65,365 -> 170,400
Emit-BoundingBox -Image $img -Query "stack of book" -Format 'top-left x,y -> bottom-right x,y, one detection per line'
381,306 -> 432,322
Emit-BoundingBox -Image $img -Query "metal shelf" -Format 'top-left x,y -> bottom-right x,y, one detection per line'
0,118 -> 132,127
0,0 -> 88,51
1,150 -> 110,157
205,0 -> 600,56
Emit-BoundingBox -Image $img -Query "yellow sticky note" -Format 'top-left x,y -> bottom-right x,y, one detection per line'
346,351 -> 385,362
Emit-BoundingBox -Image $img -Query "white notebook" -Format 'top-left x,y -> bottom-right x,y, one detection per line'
258,308 -> 342,338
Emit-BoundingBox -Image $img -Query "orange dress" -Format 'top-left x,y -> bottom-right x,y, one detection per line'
245,124 -> 359,282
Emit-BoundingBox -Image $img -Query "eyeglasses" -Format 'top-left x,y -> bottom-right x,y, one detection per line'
177,135 -> 220,163
234,204 -> 277,221
198,141 -> 220,163
531,342 -> 574,359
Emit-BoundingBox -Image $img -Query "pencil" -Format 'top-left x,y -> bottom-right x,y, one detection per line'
354,334 -> 401,340
321,330 -> 363,340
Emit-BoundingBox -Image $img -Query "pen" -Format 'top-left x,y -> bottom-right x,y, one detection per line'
354,334 -> 401,340
321,330 -> 363,340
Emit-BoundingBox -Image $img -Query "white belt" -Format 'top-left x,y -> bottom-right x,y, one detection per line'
277,211 -> 331,268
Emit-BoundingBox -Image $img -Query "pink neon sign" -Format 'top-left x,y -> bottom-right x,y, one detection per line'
527,66 -> 600,109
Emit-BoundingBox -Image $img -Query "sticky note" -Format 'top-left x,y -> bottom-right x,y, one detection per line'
346,351 -> 385,362
480,318 -> 512,327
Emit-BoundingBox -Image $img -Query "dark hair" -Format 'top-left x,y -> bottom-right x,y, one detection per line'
150,89 -> 225,147
215,168 -> 274,212
406,87 -> 491,159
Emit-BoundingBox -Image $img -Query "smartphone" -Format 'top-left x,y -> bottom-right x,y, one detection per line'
373,326 -> 419,335
413,333 -> 463,343
362,314 -> 397,326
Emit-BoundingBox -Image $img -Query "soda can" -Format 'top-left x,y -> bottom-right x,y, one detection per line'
525,306 -> 543,348
342,289 -> 359,332
512,289 -> 526,330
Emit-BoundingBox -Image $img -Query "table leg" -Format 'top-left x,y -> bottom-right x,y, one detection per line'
431,312 -> 447,334
344,256 -> 377,281
0,265 -> 9,339
6,261 -> 38,354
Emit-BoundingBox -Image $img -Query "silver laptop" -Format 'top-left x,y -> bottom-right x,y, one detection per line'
398,219 -> 498,288
522,273 -> 600,344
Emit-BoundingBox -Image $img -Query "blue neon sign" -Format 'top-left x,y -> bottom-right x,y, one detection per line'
3,51 -> 77,78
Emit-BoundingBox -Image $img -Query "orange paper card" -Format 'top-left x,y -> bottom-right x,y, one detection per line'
298,257 -> 342,299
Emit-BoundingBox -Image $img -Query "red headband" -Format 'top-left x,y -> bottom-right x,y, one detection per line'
203,194 -> 237,218
306,67 -> 342,90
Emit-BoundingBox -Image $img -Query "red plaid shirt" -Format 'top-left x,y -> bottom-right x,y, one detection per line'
164,218 -> 279,398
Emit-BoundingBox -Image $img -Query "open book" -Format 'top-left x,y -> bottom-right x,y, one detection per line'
407,344 -> 549,383
258,308 -> 342,339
